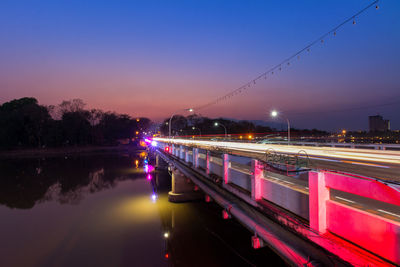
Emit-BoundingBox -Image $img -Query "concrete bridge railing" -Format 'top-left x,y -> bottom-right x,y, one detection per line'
161,141 -> 400,265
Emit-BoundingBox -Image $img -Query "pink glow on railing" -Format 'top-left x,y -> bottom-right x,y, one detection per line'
324,171 -> 400,206
309,171 -> 400,265
327,200 -> 400,264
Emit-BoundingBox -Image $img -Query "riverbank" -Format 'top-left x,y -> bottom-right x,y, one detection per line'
0,145 -> 144,159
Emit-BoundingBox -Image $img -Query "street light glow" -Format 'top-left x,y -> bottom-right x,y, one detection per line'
271,110 -> 278,117
214,122 -> 218,126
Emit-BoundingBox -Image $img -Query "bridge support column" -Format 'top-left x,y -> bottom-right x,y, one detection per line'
168,168 -> 203,203
155,154 -> 160,168
193,148 -> 199,168
222,154 -> 230,186
251,160 -> 264,201
309,171 -> 329,234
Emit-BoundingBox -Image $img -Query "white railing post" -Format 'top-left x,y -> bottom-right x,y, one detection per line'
251,159 -> 263,201
222,154 -> 230,185
193,148 -> 199,168
309,171 -> 330,234
185,147 -> 190,162
180,145 -> 184,159
206,151 -> 210,175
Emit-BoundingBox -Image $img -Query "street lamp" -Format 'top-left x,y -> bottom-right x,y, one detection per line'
192,126 -> 201,137
270,110 -> 290,145
214,122 -> 227,138
169,108 -> 194,138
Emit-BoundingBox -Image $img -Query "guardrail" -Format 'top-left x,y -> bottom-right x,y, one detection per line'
263,141 -> 400,150
159,141 -> 400,265
309,171 -> 400,264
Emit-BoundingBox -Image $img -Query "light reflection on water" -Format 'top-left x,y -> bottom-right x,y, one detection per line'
0,152 -> 284,267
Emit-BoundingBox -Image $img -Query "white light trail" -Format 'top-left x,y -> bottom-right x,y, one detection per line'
154,138 -> 400,166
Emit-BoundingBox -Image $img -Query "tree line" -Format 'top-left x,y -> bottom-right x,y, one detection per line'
0,97 -> 151,149
159,114 -> 329,138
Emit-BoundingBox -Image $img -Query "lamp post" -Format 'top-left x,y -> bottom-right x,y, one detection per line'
169,108 -> 193,138
214,122 -> 227,138
270,110 -> 290,145
192,126 -> 201,137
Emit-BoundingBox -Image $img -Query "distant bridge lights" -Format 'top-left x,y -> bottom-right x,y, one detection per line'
270,110 -> 291,145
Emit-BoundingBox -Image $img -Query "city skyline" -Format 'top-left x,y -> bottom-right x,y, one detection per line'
1,0 -> 399,131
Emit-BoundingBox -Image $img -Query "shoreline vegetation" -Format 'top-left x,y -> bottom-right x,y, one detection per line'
0,145 -> 143,159
0,97 -> 151,151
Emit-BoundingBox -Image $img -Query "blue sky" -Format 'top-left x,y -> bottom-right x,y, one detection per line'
0,0 -> 399,131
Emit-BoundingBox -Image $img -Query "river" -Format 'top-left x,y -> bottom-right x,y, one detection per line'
0,150 -> 284,266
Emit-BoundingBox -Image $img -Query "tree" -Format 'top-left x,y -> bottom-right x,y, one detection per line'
0,97 -> 51,148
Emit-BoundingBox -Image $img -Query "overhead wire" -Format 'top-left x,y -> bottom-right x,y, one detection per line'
193,0 -> 380,111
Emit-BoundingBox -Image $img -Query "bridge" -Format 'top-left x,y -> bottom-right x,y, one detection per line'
151,137 -> 400,266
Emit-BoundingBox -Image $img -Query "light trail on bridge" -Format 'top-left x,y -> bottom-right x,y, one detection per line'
154,137 -> 400,182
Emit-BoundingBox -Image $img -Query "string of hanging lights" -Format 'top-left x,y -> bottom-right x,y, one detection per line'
193,0 -> 379,111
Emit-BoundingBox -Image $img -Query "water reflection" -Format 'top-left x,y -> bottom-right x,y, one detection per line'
0,152 -> 284,266
0,153 -> 147,209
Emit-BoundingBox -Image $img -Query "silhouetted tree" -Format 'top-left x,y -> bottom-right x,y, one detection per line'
0,97 -> 51,148
0,97 -> 152,149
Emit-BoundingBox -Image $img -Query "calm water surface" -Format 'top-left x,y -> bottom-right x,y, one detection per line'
0,151 -> 284,267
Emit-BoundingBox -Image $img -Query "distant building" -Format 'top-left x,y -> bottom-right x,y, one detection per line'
369,115 -> 390,132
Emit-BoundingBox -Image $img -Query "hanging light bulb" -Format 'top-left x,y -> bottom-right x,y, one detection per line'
307,48 -> 310,52
375,5 -> 379,9
333,31 -> 336,36
271,71 -> 274,75
287,62 -> 290,66
352,17 -> 356,25
279,66 -> 282,71
297,55 -> 300,60
321,39 -> 324,43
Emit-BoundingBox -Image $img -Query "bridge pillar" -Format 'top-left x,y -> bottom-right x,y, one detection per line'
222,154 -> 230,186
168,168 -> 203,203
251,160 -> 264,201
192,148 -> 199,168
309,171 -> 329,234
155,154 -> 160,168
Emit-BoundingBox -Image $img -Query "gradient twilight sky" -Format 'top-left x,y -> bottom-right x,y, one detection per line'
1,0 -> 399,131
